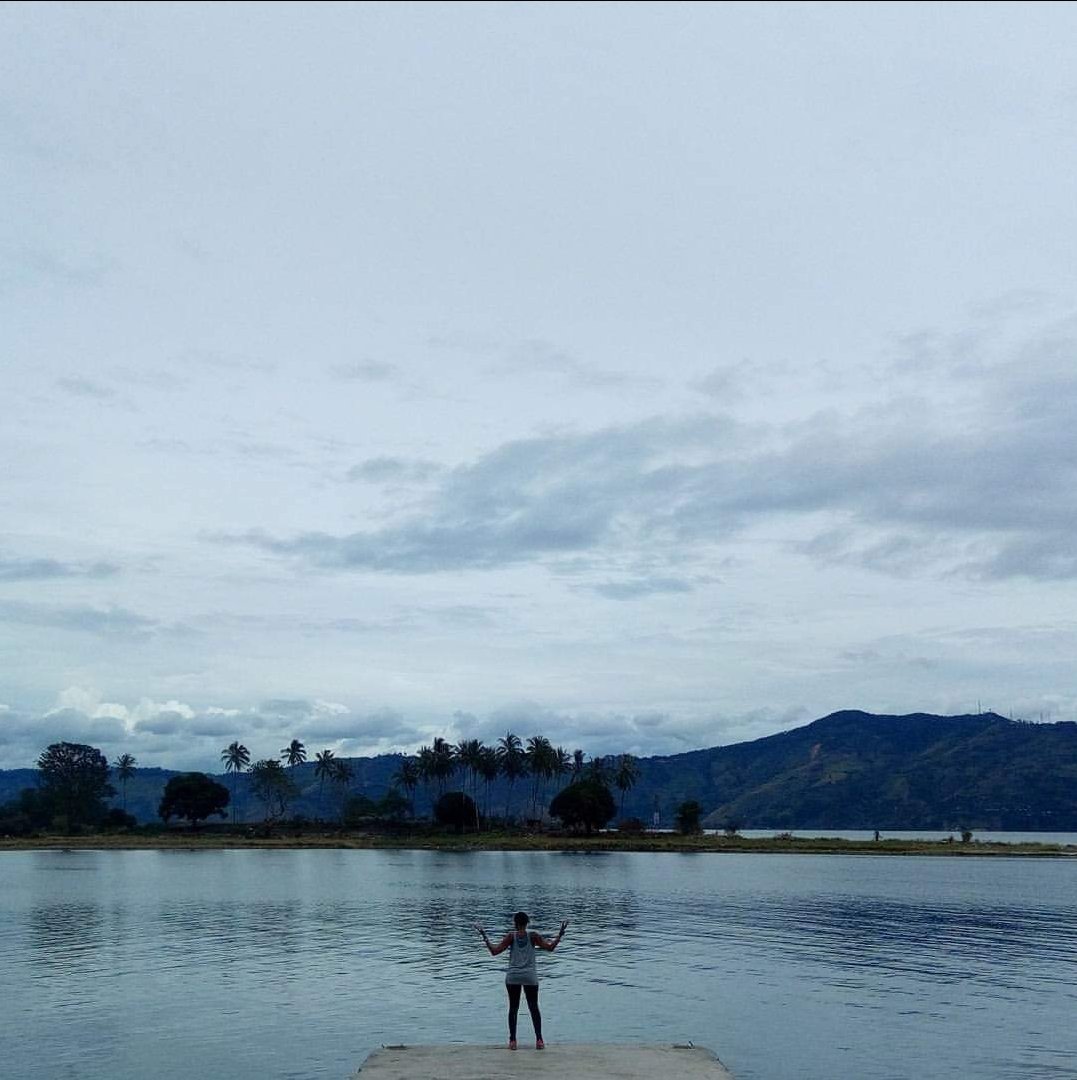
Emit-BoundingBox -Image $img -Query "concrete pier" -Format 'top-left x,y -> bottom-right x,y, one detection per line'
355,1043 -> 734,1079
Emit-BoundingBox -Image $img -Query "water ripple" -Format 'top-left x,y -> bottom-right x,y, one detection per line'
1,850 -> 1075,1080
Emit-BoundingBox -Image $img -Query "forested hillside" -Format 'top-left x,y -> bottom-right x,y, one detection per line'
3,711 -> 1076,830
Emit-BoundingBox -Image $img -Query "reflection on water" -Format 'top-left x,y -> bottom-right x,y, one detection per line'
1,849 -> 1075,1080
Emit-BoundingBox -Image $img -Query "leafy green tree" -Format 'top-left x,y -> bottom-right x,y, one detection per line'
249,759 -> 299,823
280,739 -> 307,769
158,773 -> 229,828
379,787 -> 409,821
549,779 -> 616,835
614,754 -> 641,818
113,753 -> 137,813
37,742 -> 115,830
0,787 -> 52,835
434,790 -> 477,832
675,800 -> 703,835
221,742 -> 250,825
342,793 -> 379,825
102,807 -> 137,831
343,787 -> 409,826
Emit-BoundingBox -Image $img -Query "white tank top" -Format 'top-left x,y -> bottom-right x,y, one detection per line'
505,930 -> 538,985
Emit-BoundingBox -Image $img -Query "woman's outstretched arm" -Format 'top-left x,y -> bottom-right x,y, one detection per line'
474,923 -> 511,955
534,920 -> 569,951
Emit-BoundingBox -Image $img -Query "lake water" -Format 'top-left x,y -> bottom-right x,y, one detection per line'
2,849 -> 1075,1080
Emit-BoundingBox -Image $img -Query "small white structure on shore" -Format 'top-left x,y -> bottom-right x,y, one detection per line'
355,1043 -> 734,1079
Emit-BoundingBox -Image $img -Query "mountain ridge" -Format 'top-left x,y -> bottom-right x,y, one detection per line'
2,710 -> 1075,830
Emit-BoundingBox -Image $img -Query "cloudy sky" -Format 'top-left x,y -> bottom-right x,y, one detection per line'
4,1 -> 1077,771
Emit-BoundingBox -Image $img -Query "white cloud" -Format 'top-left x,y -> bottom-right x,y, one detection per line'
52,685 -> 106,716
328,360 -> 398,382
225,327 -> 1077,584
91,701 -> 131,721
311,699 -> 348,716
0,554 -> 119,581
6,3 -> 1077,765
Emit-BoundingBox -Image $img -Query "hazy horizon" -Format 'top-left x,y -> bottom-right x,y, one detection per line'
5,2 -> 1077,772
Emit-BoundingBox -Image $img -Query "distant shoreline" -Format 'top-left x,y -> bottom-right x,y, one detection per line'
2,832 -> 1075,857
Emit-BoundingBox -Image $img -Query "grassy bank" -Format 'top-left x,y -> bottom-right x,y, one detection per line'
1,830 -> 1075,857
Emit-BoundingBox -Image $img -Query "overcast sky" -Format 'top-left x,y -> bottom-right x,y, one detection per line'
4,1 -> 1077,771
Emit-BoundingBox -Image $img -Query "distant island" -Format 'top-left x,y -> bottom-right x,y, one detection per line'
3,709 -> 1076,833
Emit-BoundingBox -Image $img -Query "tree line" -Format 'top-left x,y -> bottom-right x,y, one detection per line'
391,733 -> 642,824
0,733 -> 662,837
0,742 -> 133,835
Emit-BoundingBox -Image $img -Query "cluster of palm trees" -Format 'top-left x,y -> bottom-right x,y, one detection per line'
220,739 -> 354,823
281,739 -> 354,802
391,732 -> 642,825
115,734 -> 641,829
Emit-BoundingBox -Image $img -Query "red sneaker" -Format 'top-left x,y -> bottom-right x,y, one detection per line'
508,1040 -> 517,1051
536,1039 -> 545,1050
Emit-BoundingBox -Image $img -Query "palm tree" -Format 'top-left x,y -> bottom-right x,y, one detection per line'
614,753 -> 641,818
314,749 -> 337,817
467,740 -> 489,829
555,746 -> 570,774
477,746 -> 500,822
525,735 -> 555,820
497,732 -> 527,822
431,737 -> 456,795
572,748 -> 585,778
114,753 -> 137,813
221,741 -> 250,825
416,745 -> 436,817
393,756 -> 420,819
554,746 -> 571,794
587,754 -> 612,786
538,740 -> 559,818
280,739 -> 307,769
331,758 -> 353,822
454,739 -> 481,796
455,739 -> 484,829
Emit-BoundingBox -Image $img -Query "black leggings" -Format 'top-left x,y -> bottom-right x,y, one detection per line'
506,982 -> 541,1040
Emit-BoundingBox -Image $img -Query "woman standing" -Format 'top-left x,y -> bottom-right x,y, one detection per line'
475,911 -> 568,1050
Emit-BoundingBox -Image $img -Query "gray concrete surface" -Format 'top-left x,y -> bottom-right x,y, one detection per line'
354,1043 -> 734,1079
